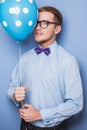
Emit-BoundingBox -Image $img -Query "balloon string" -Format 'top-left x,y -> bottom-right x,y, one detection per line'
17,41 -> 22,59
17,41 -> 24,107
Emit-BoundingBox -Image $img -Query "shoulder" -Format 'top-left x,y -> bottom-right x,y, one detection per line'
18,47 -> 35,64
22,48 -> 35,58
23,48 -> 34,57
57,45 -> 78,68
58,45 -> 76,61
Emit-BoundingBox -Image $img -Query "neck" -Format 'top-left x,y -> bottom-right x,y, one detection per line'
38,39 -> 56,48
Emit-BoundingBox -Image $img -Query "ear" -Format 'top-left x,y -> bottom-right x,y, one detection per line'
55,25 -> 62,34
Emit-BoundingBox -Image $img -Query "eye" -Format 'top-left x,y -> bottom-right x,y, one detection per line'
43,21 -> 48,25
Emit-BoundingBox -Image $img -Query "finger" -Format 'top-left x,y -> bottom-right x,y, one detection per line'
15,93 -> 25,98
19,109 -> 23,115
15,86 -> 28,92
19,110 -> 26,119
14,95 -> 25,102
23,104 -> 30,109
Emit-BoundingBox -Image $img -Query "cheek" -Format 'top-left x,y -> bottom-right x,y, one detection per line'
44,28 -> 54,36
45,29 -> 55,38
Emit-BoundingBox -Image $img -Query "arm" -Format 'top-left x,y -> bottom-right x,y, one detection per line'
7,57 -> 27,106
40,57 -> 83,125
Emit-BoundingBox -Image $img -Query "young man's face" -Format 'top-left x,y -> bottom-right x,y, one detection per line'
34,11 -> 61,47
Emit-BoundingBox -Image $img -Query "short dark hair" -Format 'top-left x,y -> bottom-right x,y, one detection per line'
38,6 -> 63,25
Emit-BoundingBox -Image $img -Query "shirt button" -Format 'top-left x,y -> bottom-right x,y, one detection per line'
46,121 -> 50,123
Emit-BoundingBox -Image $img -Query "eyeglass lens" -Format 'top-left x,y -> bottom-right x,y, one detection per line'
36,20 -> 59,29
36,21 -> 48,29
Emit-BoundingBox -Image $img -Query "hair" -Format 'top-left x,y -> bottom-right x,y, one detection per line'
38,6 -> 63,25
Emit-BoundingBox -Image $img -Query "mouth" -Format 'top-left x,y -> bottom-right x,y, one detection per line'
35,31 -> 42,37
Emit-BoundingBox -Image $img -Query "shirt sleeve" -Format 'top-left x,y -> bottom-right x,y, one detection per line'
40,56 -> 83,125
7,58 -> 23,107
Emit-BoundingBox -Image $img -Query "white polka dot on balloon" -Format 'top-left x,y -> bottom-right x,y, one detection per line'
16,0 -> 21,2
28,20 -> 33,26
28,0 -> 33,3
1,0 -> 6,3
23,8 -> 29,14
14,6 -> 20,15
2,21 -> 8,27
9,7 -> 20,15
15,20 -> 22,27
9,8 -> 15,14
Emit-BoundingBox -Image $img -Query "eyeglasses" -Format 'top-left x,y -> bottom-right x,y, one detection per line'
36,20 -> 59,29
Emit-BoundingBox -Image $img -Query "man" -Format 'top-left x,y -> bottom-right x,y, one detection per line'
7,6 -> 83,130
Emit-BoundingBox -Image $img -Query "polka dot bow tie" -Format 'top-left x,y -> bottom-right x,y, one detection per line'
34,47 -> 50,56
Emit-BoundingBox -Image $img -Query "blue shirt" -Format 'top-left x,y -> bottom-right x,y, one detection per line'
7,41 -> 83,127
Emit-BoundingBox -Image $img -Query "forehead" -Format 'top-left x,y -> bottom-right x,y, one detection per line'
38,11 -> 54,21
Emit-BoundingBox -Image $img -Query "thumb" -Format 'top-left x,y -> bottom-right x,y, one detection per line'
23,86 -> 28,90
23,104 -> 30,109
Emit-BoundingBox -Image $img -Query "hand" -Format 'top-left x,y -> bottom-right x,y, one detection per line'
19,104 -> 42,122
13,86 -> 28,102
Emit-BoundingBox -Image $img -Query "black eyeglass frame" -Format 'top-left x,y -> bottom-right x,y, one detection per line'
36,20 -> 59,29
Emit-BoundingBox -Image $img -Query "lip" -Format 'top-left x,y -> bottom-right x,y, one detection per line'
35,31 -> 42,36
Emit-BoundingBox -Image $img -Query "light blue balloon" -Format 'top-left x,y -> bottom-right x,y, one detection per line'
0,0 -> 38,41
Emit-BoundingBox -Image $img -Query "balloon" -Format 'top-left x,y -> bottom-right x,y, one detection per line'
0,0 -> 38,41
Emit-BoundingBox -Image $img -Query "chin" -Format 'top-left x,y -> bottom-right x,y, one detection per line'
35,39 -> 43,43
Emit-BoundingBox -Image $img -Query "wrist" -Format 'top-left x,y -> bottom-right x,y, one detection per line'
35,110 -> 42,121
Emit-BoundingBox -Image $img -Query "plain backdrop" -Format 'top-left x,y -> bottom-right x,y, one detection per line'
0,0 -> 87,130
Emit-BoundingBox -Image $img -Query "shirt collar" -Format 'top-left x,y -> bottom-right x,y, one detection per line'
36,41 -> 58,54
48,41 -> 58,54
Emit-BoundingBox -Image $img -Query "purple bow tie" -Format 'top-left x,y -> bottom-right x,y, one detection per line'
34,47 -> 50,56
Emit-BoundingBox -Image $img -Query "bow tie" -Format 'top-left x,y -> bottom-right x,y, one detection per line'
34,47 -> 50,56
